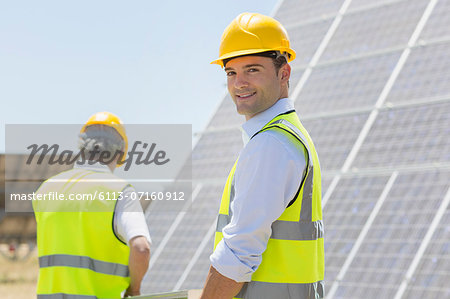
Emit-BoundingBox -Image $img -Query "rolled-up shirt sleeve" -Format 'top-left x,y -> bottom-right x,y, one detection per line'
210,131 -> 306,282
114,186 -> 152,246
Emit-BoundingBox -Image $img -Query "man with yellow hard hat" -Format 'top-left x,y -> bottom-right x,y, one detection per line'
201,13 -> 324,299
33,112 -> 151,298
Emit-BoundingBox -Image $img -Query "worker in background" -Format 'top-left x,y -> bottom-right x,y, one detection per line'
201,13 -> 324,299
33,112 -> 151,298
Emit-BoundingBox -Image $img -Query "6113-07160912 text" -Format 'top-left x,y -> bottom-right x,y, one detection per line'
9,191 -> 185,201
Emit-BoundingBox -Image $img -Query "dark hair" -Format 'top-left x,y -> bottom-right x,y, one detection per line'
78,125 -> 125,163
273,54 -> 288,74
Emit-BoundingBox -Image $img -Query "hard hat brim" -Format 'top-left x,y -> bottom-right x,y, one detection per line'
211,48 -> 296,67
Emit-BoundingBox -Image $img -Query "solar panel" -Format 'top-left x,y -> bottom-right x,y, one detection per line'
333,170 -> 450,298
387,41 -> 450,103
302,112 -> 370,171
323,174 -> 391,289
288,19 -> 334,68
206,95 -> 244,129
403,203 -> 450,297
321,0 -> 428,62
274,0 -> 345,26
144,185 -> 221,293
352,101 -> 450,169
419,0 -> 450,41
296,52 -> 401,115
191,129 -> 241,180
179,233 -> 214,290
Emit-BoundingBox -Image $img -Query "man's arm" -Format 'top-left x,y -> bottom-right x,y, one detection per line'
115,186 -> 152,297
124,236 -> 151,297
200,266 -> 244,299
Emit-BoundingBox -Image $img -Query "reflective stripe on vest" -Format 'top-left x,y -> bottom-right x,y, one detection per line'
217,214 -> 324,241
39,254 -> 129,277
38,294 -> 97,299
236,280 -> 325,299
214,111 -> 325,299
34,168 -> 131,299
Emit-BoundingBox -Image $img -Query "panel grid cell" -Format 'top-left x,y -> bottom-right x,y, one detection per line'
387,42 -> 450,103
275,0 -> 345,26
323,175 -> 391,292
207,94 -> 245,129
145,186 -> 201,247
321,177 -> 333,196
288,19 -> 333,67
192,129 -> 242,179
402,198 -> 450,298
419,0 -> 450,41
180,233 -> 215,290
295,51 -> 400,115
320,0 -> 428,62
301,112 -> 369,171
334,170 -> 450,299
146,206 -> 190,252
287,69 -> 304,89
192,157 -> 238,181
352,102 -> 450,169
348,0 -> 404,11
144,185 -> 222,293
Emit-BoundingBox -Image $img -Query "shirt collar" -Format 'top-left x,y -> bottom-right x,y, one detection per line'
73,161 -> 112,173
241,98 -> 295,145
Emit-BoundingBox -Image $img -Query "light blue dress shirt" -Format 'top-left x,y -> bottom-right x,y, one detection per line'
74,162 -> 152,246
210,98 -> 307,282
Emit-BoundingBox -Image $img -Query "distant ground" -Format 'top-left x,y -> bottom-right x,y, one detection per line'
0,245 -> 201,298
0,245 -> 38,299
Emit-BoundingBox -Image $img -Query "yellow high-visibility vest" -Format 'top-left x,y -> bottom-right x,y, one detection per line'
33,168 -> 131,299
214,111 -> 325,299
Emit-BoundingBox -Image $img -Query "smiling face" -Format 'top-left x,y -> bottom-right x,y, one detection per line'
225,55 -> 291,120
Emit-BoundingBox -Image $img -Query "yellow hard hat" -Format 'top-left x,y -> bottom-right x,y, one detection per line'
211,12 -> 296,67
80,112 -> 128,167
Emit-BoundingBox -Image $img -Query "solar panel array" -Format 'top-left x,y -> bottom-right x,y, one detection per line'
142,1 -> 450,298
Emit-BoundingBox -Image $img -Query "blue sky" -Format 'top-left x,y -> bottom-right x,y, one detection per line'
0,0 -> 279,152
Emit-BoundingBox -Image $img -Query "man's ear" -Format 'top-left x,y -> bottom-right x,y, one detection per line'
280,63 -> 291,83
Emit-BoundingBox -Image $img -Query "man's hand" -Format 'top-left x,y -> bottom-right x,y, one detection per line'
125,236 -> 151,297
200,266 -> 244,299
123,287 -> 140,297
